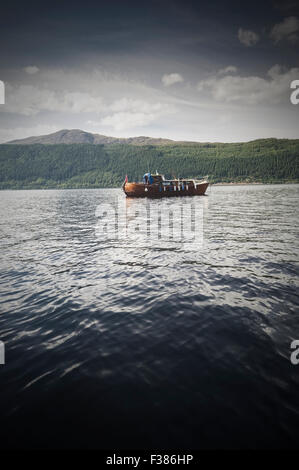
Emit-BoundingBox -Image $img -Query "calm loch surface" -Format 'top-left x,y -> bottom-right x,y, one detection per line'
0,184 -> 298,449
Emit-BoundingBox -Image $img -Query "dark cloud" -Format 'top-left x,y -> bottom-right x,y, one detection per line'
1,0 -> 297,68
0,0 -> 298,142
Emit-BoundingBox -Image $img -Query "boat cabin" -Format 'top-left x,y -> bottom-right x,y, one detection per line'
143,172 -> 165,184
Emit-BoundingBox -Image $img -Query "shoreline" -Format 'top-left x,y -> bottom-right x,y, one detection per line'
212,181 -> 298,186
0,182 -> 299,191
212,182 -> 264,186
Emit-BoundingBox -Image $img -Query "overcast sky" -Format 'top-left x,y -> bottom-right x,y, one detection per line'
0,0 -> 298,142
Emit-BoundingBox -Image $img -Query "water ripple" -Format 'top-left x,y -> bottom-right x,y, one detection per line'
0,185 -> 298,448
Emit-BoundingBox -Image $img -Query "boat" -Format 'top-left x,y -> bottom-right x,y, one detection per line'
122,172 -> 209,198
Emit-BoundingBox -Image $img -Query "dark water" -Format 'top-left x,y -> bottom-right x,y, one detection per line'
0,185 -> 299,449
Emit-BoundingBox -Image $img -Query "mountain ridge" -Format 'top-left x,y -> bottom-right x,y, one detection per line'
7,129 -> 176,146
6,128 -> 295,146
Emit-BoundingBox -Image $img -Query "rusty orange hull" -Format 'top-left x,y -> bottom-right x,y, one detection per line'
123,181 -> 209,198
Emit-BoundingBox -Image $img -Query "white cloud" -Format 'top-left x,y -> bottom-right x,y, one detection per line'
100,112 -> 157,131
100,100 -> 175,132
109,98 -> 164,114
62,92 -> 104,113
3,68 -> 177,119
267,64 -> 285,79
197,65 -> 299,105
3,69 -> 177,134
238,28 -> 260,46
270,16 -> 299,43
162,73 -> 184,86
2,65 -> 298,144
218,66 -> 238,75
4,84 -> 105,116
23,66 -> 40,75
86,120 -> 102,128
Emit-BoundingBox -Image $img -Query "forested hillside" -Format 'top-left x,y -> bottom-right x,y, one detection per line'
0,138 -> 298,189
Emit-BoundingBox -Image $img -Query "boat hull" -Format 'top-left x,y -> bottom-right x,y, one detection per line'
123,181 -> 209,198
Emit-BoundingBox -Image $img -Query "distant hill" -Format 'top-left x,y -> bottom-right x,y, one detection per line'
0,136 -> 298,189
7,129 -> 175,146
